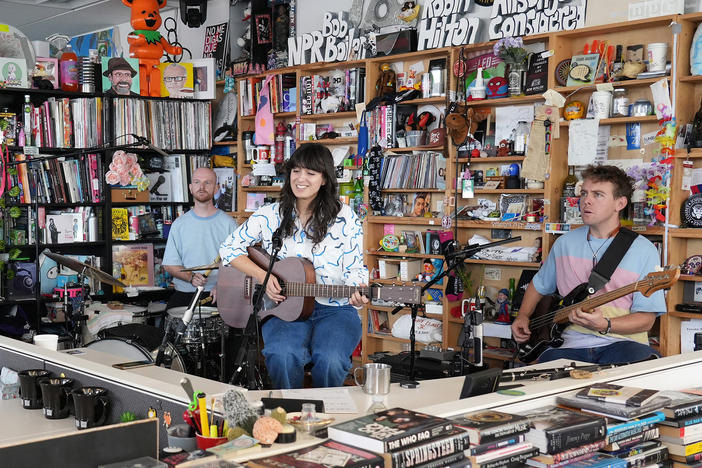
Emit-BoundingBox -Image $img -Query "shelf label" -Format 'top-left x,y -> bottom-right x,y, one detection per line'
484,267 -> 501,281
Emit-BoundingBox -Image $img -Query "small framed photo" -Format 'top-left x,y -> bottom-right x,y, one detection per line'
190,58 -> 216,100
35,57 -> 58,89
0,57 -> 28,88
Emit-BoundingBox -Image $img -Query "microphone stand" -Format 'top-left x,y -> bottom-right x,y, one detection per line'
229,228 -> 283,389
389,237 -> 522,387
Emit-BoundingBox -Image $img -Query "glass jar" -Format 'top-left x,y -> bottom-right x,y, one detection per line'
612,88 -> 629,117
512,120 -> 530,155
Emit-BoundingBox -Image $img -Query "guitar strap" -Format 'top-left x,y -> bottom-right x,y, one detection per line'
585,227 -> 638,295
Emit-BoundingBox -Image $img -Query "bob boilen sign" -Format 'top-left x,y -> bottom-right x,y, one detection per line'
288,0 -> 587,65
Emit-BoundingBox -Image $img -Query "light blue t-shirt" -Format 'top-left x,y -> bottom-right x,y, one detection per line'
163,209 -> 238,292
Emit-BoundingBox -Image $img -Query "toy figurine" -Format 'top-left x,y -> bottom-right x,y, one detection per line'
122,0 -> 183,97
417,259 -> 436,282
495,288 -> 511,323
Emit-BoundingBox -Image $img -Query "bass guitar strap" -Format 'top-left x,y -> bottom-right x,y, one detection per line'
585,227 -> 639,295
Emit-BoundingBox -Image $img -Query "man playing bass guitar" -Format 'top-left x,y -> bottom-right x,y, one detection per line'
511,165 -> 666,364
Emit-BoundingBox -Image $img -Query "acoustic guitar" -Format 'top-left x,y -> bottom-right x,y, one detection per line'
217,247 -> 423,328
517,267 -> 680,363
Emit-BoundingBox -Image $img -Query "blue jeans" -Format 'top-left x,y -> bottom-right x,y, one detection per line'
538,340 -> 659,365
261,303 -> 361,389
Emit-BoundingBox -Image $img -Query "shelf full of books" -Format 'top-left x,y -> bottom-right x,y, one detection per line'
239,72 -> 298,117
107,97 -> 212,150
299,67 -> 365,116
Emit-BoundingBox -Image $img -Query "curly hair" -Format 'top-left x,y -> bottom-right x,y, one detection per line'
279,143 -> 341,245
581,164 -> 634,205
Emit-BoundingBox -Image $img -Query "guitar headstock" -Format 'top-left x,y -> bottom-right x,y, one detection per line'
371,284 -> 423,304
638,267 -> 680,297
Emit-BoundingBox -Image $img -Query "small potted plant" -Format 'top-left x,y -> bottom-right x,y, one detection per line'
493,37 -> 529,97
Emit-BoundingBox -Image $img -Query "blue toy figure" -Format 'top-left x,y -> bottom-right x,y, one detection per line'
495,288 -> 511,323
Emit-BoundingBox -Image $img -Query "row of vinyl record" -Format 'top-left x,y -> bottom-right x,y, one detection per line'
108,98 -> 212,150
9,153 -> 104,205
299,68 -> 366,115
379,153 -> 447,190
239,73 -> 298,116
1,97 -> 103,149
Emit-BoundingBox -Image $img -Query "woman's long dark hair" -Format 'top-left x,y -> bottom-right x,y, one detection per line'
279,143 -> 341,245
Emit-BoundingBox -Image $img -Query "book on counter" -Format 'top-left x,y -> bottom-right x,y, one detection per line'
603,426 -> 660,452
472,446 -> 539,468
557,391 -> 671,420
562,452 -> 626,468
661,439 -> 702,459
327,408 -> 454,454
518,406 -> 607,454
660,391 -> 702,420
575,384 -> 661,407
246,439 -> 384,468
525,439 -> 606,467
451,410 -> 530,445
467,433 -> 527,457
659,420 -> 702,445
383,428 -> 471,468
467,441 -> 533,465
526,451 -> 600,468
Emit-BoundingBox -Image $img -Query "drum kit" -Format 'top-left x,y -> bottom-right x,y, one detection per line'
43,250 -> 231,382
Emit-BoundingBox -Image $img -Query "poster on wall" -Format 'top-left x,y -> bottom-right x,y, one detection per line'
203,22 -> 229,80
68,28 -> 115,57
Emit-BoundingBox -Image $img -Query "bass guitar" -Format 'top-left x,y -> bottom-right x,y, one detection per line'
217,246 -> 423,328
517,267 -> 679,363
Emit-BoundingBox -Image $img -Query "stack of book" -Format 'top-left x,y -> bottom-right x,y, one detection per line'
325,407 -> 467,468
655,390 -> 702,466
451,409 -> 537,468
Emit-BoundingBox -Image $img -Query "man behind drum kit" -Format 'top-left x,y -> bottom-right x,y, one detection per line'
163,167 -> 238,312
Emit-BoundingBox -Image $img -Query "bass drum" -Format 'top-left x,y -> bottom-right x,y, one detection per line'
85,337 -> 189,373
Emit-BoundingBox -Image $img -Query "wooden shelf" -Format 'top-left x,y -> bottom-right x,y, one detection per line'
367,216 -> 444,225
389,145 -> 444,152
559,115 -> 659,126
274,111 -> 297,119
680,275 -> 702,282
401,96 -> 447,105
554,77 -> 668,94
365,334 -> 433,346
678,75 -> 702,83
366,250 -> 445,260
474,189 -> 545,194
241,186 -> 282,192
676,148 -> 702,158
373,278 -> 444,290
465,94 -> 545,107
670,229 -> 702,239
456,156 -> 525,163
668,311 -> 702,320
297,137 -> 357,145
299,111 -> 357,121
456,220 -> 542,231
212,140 -> 237,146
463,259 -> 540,268
380,188 -> 445,193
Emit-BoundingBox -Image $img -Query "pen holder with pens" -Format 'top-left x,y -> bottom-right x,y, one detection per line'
195,432 -> 228,450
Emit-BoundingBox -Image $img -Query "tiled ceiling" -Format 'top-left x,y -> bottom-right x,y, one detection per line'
0,0 -> 173,41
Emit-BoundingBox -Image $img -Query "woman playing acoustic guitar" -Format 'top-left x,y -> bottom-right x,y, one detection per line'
220,144 -> 368,389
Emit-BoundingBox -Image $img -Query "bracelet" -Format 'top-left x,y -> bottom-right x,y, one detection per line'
598,318 -> 611,335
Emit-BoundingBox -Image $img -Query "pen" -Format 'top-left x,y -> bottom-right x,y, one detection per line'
197,392 -> 209,437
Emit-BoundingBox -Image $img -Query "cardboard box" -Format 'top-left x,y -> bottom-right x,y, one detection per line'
378,258 -> 421,281
111,188 -> 149,203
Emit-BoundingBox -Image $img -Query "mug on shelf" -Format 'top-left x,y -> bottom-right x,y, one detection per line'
18,369 -> 51,409
72,386 -> 109,430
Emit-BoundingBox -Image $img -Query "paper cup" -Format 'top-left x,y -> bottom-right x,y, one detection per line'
196,433 -> 228,450
591,91 -> 612,119
33,334 -> 58,351
647,42 -> 668,72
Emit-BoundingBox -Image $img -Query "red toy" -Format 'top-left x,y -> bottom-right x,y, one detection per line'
122,0 -> 183,97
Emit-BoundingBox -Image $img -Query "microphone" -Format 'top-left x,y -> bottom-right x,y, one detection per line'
271,227 -> 283,251
130,134 -> 170,158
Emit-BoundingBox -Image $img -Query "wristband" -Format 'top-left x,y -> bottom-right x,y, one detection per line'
598,318 -> 611,335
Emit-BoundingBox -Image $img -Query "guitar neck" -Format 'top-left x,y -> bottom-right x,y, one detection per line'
283,282 -> 368,299
553,282 -> 639,324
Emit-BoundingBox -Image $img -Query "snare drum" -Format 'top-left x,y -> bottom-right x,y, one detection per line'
167,306 -> 228,344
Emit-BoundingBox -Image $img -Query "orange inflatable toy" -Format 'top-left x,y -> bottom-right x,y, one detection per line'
122,0 -> 183,97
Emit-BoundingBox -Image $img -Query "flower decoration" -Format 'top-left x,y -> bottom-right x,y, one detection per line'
105,150 -> 149,190
493,36 -> 529,66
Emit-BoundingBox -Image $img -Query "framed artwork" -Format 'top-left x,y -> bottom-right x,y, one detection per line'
190,58 -> 216,100
112,244 -> 154,287
35,57 -> 58,89
255,14 -> 272,44
0,57 -> 28,88
159,62 -> 194,99
101,56 -> 140,96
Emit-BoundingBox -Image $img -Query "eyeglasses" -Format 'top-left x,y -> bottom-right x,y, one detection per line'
111,71 -> 132,79
164,75 -> 186,83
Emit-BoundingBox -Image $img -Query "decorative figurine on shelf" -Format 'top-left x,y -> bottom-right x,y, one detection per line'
417,259 -> 436,282
122,0 -> 183,97
486,76 -> 508,99
495,288 -> 511,323
375,63 -> 396,97
497,139 -> 511,157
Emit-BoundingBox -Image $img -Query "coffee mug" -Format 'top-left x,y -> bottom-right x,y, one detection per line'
18,369 -> 51,409
40,377 -> 74,419
72,386 -> 109,430
252,145 -> 270,164
354,363 -> 391,396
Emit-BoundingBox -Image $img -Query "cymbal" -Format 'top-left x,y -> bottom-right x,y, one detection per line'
180,263 -> 220,272
42,250 -> 126,288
